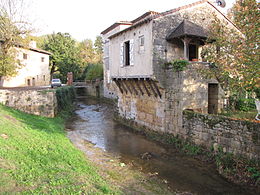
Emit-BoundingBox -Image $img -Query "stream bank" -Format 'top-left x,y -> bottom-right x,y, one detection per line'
67,97 -> 259,194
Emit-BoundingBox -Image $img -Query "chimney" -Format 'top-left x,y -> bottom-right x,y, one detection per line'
29,41 -> 37,48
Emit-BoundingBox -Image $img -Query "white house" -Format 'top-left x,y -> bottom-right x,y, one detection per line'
0,41 -> 51,87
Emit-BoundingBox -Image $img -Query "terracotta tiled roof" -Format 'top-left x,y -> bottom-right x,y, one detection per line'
28,47 -> 52,55
131,11 -> 159,24
101,21 -> 132,35
0,40 -> 51,55
107,0 -> 238,39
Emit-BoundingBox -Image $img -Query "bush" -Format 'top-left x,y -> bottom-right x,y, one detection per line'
56,86 -> 76,112
85,64 -> 103,81
235,98 -> 256,112
163,59 -> 189,72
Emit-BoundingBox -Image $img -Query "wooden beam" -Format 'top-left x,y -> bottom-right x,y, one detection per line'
151,80 -> 162,98
147,79 -> 158,98
119,79 -> 128,94
135,80 -> 144,96
114,80 -> 124,94
123,80 -> 132,94
141,79 -> 151,96
129,79 -> 138,95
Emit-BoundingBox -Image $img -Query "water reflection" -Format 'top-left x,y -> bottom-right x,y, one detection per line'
67,98 -> 257,195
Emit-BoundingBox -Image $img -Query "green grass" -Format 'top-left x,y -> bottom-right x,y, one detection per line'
219,110 -> 257,120
0,104 -> 119,194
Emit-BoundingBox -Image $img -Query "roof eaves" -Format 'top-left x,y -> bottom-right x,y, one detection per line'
108,17 -> 155,39
101,21 -> 132,35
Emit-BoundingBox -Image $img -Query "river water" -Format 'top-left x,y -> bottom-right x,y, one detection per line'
67,98 -> 257,195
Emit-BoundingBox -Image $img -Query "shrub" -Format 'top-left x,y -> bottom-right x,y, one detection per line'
85,64 -> 103,81
56,86 -> 76,112
235,98 -> 256,112
163,59 -> 189,72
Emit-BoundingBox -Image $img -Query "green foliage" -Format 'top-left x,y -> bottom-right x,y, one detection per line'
55,86 -> 76,112
202,0 -> 260,93
0,104 -> 117,194
235,98 -> 256,111
40,33 -> 82,82
247,167 -> 260,181
215,152 -> 235,170
85,64 -> 103,81
182,143 -> 202,155
0,48 -> 20,77
0,1 -> 32,77
163,59 -> 189,72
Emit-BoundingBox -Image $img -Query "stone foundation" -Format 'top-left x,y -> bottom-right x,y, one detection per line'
0,89 -> 57,117
183,111 -> 260,160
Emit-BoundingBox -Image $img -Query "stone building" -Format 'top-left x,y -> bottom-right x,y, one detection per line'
101,0 -> 238,135
0,41 -> 51,87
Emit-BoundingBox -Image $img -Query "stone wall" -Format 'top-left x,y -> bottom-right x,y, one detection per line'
75,81 -> 104,98
0,89 -> 57,117
118,88 -> 165,132
183,111 -> 260,160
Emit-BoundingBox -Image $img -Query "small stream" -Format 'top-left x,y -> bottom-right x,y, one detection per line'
67,98 -> 257,195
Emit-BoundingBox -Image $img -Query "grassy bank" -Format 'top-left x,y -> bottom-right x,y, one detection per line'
0,104 -> 118,194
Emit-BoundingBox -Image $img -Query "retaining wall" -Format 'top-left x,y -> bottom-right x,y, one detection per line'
0,89 -> 57,117
183,111 -> 260,160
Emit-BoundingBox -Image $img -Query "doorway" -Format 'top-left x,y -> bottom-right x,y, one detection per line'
189,44 -> 198,61
27,79 -> 31,86
32,78 -> 36,86
208,84 -> 218,114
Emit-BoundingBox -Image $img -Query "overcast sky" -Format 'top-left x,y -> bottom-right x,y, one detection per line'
29,0 -> 236,41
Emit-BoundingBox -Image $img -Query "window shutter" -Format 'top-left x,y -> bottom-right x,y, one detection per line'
130,39 -> 134,66
120,43 -> 124,67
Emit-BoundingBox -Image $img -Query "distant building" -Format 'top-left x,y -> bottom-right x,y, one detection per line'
101,0 -> 239,134
0,41 -> 51,87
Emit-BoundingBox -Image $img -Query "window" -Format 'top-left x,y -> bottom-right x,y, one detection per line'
124,41 -> 130,66
23,53 -> 27,60
120,39 -> 134,67
139,36 -> 144,46
139,35 -> 145,53
43,75 -> 45,81
41,57 -> 45,62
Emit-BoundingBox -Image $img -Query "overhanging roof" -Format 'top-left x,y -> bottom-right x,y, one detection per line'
166,20 -> 208,41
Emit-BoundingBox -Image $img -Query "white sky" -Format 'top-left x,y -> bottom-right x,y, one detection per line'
28,0 -> 236,41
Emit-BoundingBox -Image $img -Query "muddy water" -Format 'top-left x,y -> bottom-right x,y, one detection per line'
67,98 -> 256,195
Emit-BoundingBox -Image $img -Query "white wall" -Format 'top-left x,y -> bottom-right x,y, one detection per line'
109,22 -> 154,78
1,48 -> 50,87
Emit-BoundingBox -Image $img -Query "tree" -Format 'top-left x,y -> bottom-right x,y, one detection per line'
0,0 -> 33,78
85,63 -> 103,81
78,39 -> 96,66
94,35 -> 103,64
201,0 -> 260,97
41,32 -> 82,82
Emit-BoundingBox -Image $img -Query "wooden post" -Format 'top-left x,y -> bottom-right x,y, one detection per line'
147,79 -> 158,98
182,37 -> 191,60
129,79 -> 138,95
135,79 -> 144,96
123,79 -> 132,94
151,80 -> 162,98
114,80 -> 124,94
141,79 -> 151,96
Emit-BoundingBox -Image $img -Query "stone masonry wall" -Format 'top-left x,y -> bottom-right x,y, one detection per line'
118,93 -> 165,132
117,79 -> 166,132
0,89 -> 57,117
183,111 -> 260,160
